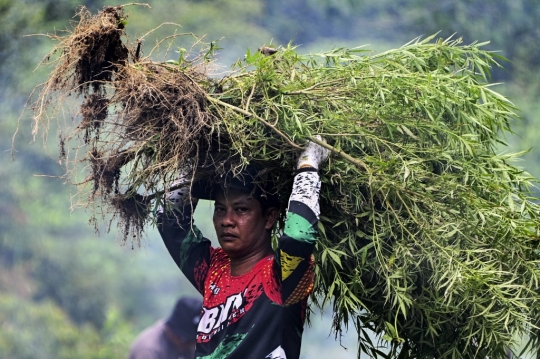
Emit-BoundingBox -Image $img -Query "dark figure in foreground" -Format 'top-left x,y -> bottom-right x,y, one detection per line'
128,296 -> 202,359
158,138 -> 329,359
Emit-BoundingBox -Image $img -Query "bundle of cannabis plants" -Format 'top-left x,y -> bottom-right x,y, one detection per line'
29,6 -> 540,358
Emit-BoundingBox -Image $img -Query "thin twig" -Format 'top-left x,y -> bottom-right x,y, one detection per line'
282,78 -> 344,95
205,95 -> 302,150
309,135 -> 369,171
245,83 -> 256,111
134,39 -> 142,62
119,3 -> 151,8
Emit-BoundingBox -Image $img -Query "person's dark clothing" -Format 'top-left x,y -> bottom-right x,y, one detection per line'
158,170 -> 322,359
128,320 -> 194,359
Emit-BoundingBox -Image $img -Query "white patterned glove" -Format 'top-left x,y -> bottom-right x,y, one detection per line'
169,167 -> 198,207
158,167 -> 198,216
297,135 -> 330,170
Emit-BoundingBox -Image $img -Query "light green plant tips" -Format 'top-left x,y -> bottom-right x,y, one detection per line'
32,7 -> 540,358
219,36 -> 540,359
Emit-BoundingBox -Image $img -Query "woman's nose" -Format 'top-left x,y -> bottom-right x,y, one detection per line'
221,208 -> 235,226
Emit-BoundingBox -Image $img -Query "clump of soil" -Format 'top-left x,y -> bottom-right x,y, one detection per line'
111,63 -> 213,159
80,93 -> 109,143
32,5 -> 218,241
101,63 -> 216,240
74,6 -> 129,92
111,192 -> 150,242
44,6 -> 129,95
88,148 -> 128,195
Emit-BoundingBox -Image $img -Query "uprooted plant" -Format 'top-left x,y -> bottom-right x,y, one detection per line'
25,5 -> 540,359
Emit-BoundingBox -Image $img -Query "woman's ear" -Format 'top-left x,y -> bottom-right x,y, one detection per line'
264,207 -> 279,230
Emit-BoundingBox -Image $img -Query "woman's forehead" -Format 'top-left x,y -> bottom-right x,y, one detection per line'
214,188 -> 257,204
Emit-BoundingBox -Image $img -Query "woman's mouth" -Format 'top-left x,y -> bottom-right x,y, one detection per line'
220,233 -> 237,241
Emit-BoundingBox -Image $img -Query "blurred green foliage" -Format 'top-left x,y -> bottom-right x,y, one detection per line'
2,0 -> 540,358
0,295 -> 138,359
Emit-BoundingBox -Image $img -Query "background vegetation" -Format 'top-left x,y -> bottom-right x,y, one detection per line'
2,0 -> 540,358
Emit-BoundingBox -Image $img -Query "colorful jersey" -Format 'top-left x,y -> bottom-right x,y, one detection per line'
158,169 -> 321,359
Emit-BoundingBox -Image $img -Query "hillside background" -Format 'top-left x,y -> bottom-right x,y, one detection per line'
1,1 -> 539,358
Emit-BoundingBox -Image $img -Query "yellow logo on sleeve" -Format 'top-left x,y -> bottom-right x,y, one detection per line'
280,250 -> 303,280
